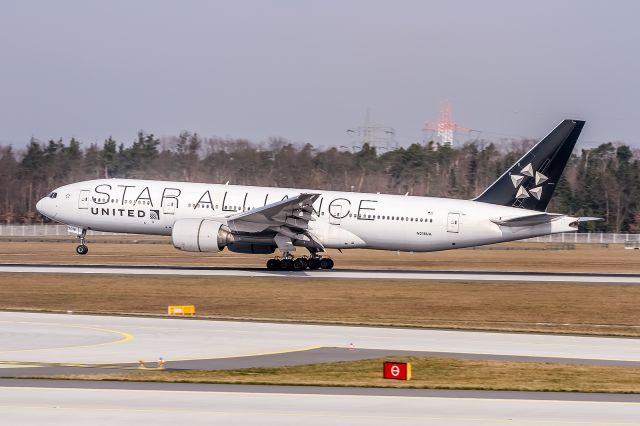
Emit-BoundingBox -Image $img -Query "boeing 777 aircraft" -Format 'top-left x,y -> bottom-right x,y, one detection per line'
36,119 -> 599,271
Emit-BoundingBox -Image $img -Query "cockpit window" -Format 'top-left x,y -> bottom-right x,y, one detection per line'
49,192 -> 57,199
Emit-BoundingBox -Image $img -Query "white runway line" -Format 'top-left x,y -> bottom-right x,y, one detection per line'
0,312 -> 639,365
0,386 -> 639,426
1,264 -> 640,283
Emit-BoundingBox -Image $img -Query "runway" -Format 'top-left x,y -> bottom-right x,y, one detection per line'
0,382 -> 639,425
1,312 -> 639,423
2,263 -> 640,283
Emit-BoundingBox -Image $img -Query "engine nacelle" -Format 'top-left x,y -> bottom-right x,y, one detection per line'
171,219 -> 233,252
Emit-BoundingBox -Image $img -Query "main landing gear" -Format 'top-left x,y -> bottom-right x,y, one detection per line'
75,228 -> 89,255
266,254 -> 334,271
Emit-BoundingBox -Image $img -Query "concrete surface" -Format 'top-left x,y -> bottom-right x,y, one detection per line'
1,263 -> 640,283
0,312 -> 639,369
0,384 -> 638,425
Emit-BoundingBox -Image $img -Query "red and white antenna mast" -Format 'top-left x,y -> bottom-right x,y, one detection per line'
424,100 -> 469,147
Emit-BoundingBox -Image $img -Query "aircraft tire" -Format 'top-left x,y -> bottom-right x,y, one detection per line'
279,259 -> 293,270
75,244 -> 89,255
296,258 -> 308,270
319,258 -> 334,269
266,259 -> 279,270
308,259 -> 321,270
292,258 -> 306,271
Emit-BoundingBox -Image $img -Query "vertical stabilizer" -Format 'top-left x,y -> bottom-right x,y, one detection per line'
474,119 -> 584,211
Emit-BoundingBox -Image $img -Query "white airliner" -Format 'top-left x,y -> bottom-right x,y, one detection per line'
37,119 -> 599,270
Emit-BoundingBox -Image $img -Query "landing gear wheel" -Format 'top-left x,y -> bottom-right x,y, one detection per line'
279,258 -> 293,270
266,259 -> 279,270
308,258 -> 321,270
319,258 -> 334,269
74,228 -> 88,255
296,258 -> 309,270
292,258 -> 306,271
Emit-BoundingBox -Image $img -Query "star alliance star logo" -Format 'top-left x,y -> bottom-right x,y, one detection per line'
510,163 -> 548,200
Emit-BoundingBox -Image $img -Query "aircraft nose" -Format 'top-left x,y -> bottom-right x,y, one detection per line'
35,198 -> 44,214
36,197 -> 54,219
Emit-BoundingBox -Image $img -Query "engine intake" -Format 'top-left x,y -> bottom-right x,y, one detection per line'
171,219 -> 233,252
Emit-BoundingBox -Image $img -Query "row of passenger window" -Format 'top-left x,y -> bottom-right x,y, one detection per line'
186,204 -> 433,223
190,203 -> 244,210
92,198 -> 152,205
346,213 -> 433,222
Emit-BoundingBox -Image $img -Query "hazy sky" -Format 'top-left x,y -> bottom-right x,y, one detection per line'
1,0 -> 639,149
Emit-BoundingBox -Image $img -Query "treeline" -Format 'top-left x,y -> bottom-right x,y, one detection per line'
1,132 -> 639,232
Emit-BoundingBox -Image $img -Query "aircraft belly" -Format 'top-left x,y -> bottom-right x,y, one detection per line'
339,222 -> 443,252
314,223 -> 366,249
59,209 -> 168,236
89,219 -> 164,235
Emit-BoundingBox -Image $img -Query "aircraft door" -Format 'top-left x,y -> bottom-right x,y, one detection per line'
78,190 -> 90,209
447,212 -> 460,233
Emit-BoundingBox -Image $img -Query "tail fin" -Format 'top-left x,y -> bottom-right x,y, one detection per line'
474,119 -> 584,212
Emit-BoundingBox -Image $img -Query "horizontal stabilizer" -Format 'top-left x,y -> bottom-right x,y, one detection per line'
574,217 -> 604,223
491,213 -> 565,227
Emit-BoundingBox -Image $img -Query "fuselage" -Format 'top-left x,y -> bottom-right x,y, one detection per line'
36,178 -> 579,252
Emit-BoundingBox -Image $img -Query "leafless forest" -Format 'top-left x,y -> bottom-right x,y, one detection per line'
1,132 -> 638,232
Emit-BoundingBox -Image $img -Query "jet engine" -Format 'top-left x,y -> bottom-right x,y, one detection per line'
171,218 -> 234,252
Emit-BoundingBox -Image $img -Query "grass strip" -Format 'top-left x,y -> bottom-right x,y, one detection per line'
33,356 -> 640,394
1,273 -> 640,336
2,242 -> 640,273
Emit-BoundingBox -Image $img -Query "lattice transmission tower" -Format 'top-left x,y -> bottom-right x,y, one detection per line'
345,110 -> 397,153
423,101 -> 469,147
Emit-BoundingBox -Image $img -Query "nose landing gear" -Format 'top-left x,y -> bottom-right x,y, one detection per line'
74,228 -> 89,255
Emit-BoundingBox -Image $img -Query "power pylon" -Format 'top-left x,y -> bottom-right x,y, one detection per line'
423,101 -> 469,147
346,110 -> 397,153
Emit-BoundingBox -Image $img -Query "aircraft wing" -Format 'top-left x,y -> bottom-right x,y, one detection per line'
225,193 -> 323,249
225,192 -> 322,249
491,213 -> 565,227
